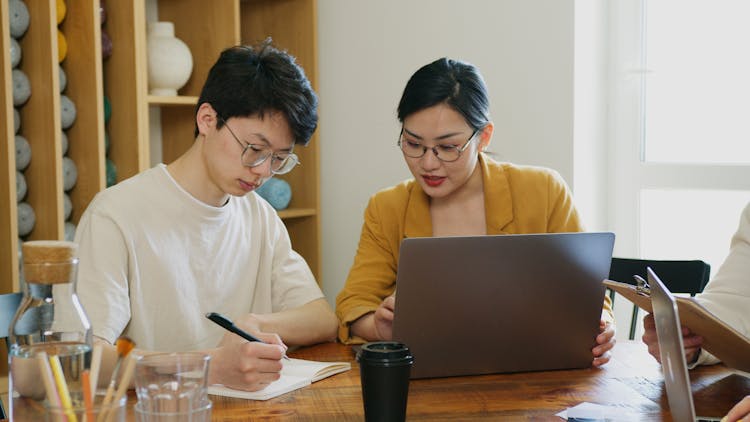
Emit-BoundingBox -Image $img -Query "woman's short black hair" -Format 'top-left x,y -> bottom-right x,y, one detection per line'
397,58 -> 490,130
195,40 -> 318,146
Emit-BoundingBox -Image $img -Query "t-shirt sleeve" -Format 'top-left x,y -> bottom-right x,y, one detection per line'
74,201 -> 131,344
269,215 -> 324,312
695,202 -> 750,348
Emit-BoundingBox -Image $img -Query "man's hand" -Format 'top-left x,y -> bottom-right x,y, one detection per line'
208,329 -> 286,391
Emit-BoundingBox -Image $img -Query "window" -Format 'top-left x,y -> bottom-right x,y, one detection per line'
608,0 -> 750,339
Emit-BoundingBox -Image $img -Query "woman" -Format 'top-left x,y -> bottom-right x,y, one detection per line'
335,57 -> 615,367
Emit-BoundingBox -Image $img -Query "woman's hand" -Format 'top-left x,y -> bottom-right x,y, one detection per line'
351,293 -> 397,341
592,319 -> 616,367
372,294 -> 397,340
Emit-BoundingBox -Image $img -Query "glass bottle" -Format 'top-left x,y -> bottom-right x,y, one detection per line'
8,240 -> 92,420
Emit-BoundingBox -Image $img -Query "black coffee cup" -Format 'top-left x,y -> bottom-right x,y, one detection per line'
357,341 -> 414,422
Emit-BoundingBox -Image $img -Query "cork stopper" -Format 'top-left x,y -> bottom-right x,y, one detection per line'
22,240 -> 78,284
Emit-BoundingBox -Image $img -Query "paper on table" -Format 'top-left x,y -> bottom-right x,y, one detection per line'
555,402 -> 638,421
208,358 -> 351,401
556,402 -> 638,421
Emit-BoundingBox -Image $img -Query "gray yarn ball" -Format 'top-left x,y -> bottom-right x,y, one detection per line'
14,108 -> 20,134
12,69 -> 31,106
17,201 -> 35,237
10,37 -> 22,68
15,135 -> 31,171
9,0 -> 30,39
61,131 -> 69,156
63,193 -> 73,220
64,222 -> 76,242
59,66 -> 67,93
16,170 -> 26,202
62,156 -> 77,191
60,95 -> 77,129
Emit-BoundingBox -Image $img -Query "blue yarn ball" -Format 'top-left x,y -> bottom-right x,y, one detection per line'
255,178 -> 292,210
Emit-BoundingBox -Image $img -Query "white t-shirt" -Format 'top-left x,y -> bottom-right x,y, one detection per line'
75,164 -> 323,351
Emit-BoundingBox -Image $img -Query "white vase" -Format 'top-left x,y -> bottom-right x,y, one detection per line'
146,22 -> 193,96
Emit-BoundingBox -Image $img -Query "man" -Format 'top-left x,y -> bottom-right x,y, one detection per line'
76,42 -> 337,391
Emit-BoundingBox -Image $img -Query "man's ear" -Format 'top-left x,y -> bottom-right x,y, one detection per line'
195,103 -> 218,136
477,122 -> 494,151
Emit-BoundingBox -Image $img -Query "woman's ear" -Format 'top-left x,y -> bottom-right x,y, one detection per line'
195,103 -> 218,137
477,122 -> 494,151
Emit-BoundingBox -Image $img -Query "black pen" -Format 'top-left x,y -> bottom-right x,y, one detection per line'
205,312 -> 290,360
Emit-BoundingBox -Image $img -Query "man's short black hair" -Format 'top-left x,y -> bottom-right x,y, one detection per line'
195,40 -> 318,146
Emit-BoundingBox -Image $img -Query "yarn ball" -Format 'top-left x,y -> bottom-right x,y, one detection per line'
10,37 -> 21,68
14,108 -> 21,134
60,95 -> 77,129
15,135 -> 31,171
101,30 -> 113,60
17,202 -> 35,237
12,69 -> 31,106
100,0 -> 107,25
57,0 -> 67,24
62,156 -> 78,191
106,158 -> 117,187
103,96 -> 112,122
64,222 -> 76,242
16,171 -> 26,202
63,193 -> 72,220
58,30 -> 67,62
9,0 -> 30,39
59,66 -> 67,92
255,178 -> 292,210
61,131 -> 68,156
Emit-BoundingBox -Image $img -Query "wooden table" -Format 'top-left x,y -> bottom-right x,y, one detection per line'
7,341 -> 749,421
205,340 -> 747,421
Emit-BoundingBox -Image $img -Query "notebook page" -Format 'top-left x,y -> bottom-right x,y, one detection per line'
207,358 -> 351,400
282,358 -> 351,382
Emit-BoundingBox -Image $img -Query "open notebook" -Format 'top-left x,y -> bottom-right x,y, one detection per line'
208,358 -> 351,401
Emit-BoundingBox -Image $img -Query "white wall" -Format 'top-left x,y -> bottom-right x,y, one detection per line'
318,0 -> 596,305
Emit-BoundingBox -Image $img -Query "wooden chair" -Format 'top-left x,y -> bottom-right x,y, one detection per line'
607,258 -> 711,340
0,292 -> 23,421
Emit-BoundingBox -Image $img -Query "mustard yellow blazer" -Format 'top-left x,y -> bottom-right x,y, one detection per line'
335,154 -> 614,343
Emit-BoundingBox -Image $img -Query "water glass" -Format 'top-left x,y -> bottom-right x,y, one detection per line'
134,352 -> 211,421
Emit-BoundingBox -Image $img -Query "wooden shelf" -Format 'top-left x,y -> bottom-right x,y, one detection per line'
0,0 -> 322,291
278,208 -> 317,219
147,95 -> 198,106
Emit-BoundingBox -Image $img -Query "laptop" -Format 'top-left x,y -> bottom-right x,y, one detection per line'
648,267 -> 723,422
391,232 -> 615,379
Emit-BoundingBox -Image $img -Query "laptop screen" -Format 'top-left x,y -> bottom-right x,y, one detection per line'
649,267 -> 723,422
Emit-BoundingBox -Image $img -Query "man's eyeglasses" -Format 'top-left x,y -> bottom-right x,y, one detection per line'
397,128 -> 479,162
220,117 -> 299,175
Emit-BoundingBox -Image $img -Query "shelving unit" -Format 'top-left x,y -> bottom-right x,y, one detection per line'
1,0 -> 322,294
